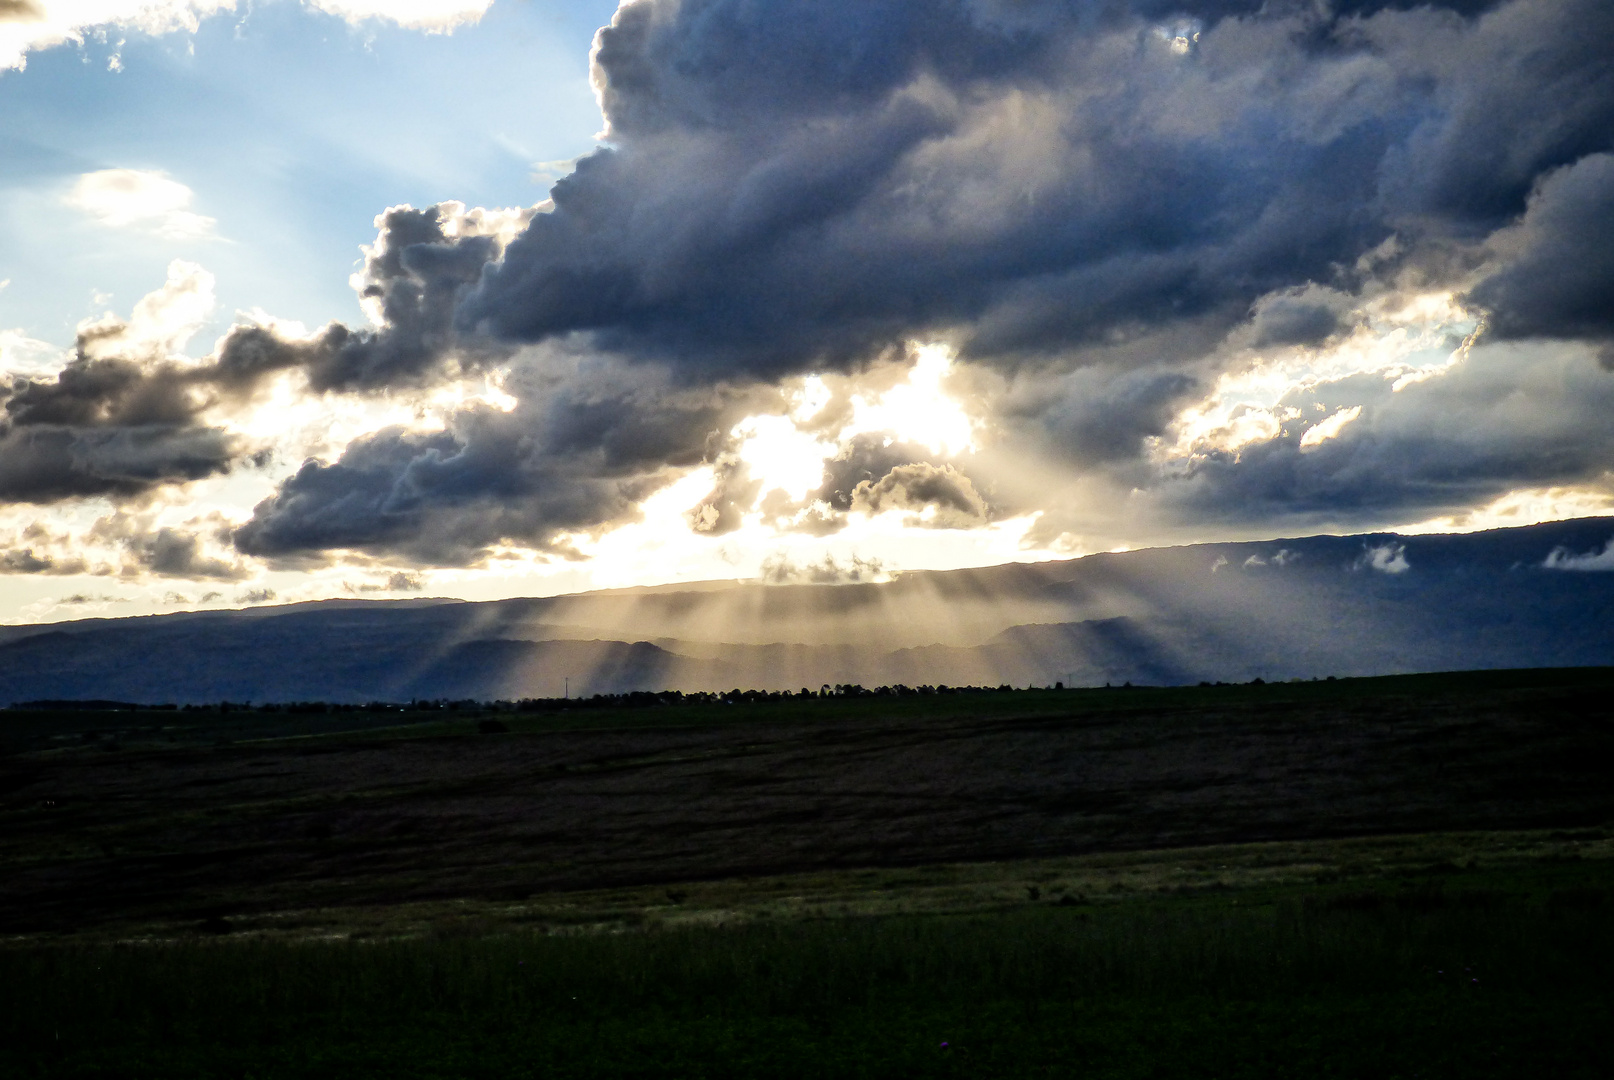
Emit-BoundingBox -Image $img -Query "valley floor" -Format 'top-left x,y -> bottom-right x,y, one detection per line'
1,671 -> 1611,1076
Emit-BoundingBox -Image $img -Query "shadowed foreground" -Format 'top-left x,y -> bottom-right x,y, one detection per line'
3,669 -> 1612,936
3,670 -> 1613,1077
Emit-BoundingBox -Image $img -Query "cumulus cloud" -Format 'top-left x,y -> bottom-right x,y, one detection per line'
232,352 -> 766,566
211,201 -> 528,394
1467,152 -> 1614,350
1544,537 -> 1614,571
758,552 -> 884,585
59,592 -> 128,605
214,0 -> 1575,561
0,509 -> 253,582
1357,542 -> 1410,574
0,263 -> 253,503
0,198 -> 536,509
851,462 -> 990,529
0,545 -> 86,575
442,0 -> 1611,381
67,170 -> 215,239
89,509 -> 250,580
14,0 -> 1614,583
344,570 -> 424,593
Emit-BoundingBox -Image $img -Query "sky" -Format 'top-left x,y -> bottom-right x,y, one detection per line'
0,0 -> 1612,625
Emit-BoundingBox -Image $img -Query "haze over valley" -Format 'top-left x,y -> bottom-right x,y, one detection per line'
4,517 -> 1610,704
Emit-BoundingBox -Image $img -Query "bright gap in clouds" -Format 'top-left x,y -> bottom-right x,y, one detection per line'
844,344 -> 977,458
1159,291 -> 1480,462
567,344 -> 1044,590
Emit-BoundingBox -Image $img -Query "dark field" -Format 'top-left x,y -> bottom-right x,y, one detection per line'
3,669 -> 1613,1076
4,669 -> 1613,935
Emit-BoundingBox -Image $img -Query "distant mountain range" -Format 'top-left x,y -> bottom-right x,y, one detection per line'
3,518 -> 1614,704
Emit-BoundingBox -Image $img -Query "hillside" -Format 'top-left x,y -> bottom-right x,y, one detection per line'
2,518 -> 1613,703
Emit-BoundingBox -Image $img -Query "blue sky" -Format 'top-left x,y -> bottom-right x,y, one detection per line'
1,0 -> 613,347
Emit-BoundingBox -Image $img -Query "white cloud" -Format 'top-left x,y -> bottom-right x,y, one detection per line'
1,1 -> 232,72
1358,542 -> 1410,574
1299,404 -> 1362,449
1,1 -> 492,72
1160,290 -> 1478,462
305,0 -> 491,33
1544,539 -> 1614,571
75,258 -> 216,361
0,326 -> 66,375
66,168 -> 216,239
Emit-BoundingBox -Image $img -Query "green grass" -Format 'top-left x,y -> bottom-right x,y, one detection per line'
4,858 -> 1610,1078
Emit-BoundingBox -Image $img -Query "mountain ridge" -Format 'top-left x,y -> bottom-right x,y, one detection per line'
3,517 -> 1613,703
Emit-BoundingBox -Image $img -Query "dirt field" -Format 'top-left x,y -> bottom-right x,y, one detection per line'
3,670 -> 1612,938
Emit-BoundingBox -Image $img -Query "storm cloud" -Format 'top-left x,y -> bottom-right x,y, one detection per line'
233,0 -> 1614,559
449,0 -> 1614,378
1467,153 -> 1614,348
10,0 -> 1614,583
851,462 -> 990,528
0,350 -> 245,503
235,354 -> 772,565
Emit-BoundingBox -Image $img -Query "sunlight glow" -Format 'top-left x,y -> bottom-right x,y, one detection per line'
844,344 -> 977,457
1395,483 -> 1614,535
1298,405 -> 1361,449
1161,290 -> 1478,461
731,414 -> 838,504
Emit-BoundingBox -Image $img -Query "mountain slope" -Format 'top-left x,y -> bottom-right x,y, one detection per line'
2,518 -> 1613,703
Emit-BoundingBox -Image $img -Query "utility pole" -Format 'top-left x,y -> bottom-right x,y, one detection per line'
564,676 -> 569,700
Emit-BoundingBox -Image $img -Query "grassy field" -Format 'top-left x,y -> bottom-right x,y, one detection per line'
2,846 -> 1610,1078
2,669 -> 1612,1076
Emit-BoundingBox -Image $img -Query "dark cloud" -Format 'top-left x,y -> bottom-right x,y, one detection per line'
86,512 -> 250,581
1466,153 -> 1614,346
0,547 -> 85,575
1250,288 -> 1350,349
0,1 -> 44,22
852,462 -> 990,527
444,0 -> 1614,382
209,204 -> 518,394
0,419 -> 242,503
1151,339 -> 1614,531
0,203 -> 520,509
1376,0 -> 1614,226
0,335 -> 245,503
14,0 -> 1607,566
133,528 -> 249,581
1032,369 -> 1201,467
234,357 -> 766,566
758,552 -> 884,584
219,0 -> 1614,562
345,571 -> 425,594
813,433 -> 940,512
